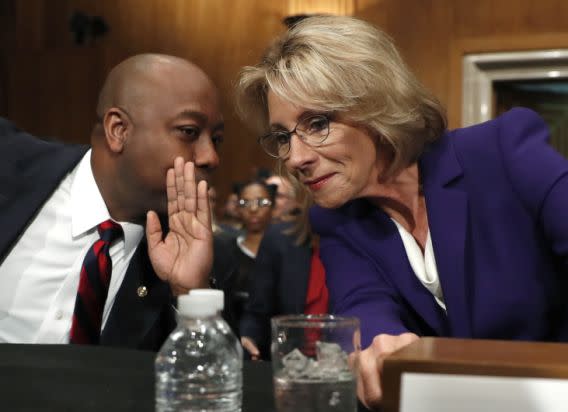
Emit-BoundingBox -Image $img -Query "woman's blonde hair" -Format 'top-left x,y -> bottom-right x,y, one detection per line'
235,15 -> 447,179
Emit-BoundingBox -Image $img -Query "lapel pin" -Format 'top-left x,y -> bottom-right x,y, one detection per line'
137,285 -> 148,298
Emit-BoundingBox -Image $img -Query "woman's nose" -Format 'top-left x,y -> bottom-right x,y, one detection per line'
285,134 -> 317,172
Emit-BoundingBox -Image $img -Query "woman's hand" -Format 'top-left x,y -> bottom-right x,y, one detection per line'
357,332 -> 419,410
241,336 -> 261,360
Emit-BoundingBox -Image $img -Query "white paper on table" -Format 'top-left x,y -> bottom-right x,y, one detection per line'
400,373 -> 568,412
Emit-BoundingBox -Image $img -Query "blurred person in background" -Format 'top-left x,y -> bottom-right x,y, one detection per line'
239,187 -> 328,361
218,183 -> 244,233
210,185 -> 242,237
212,180 -> 276,336
208,186 -> 220,231
265,174 -> 301,223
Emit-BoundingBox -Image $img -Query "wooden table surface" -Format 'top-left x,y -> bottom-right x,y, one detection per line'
382,337 -> 568,412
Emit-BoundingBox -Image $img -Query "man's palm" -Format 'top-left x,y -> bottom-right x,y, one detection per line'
146,159 -> 212,293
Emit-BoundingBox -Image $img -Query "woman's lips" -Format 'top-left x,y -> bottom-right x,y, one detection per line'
304,173 -> 335,191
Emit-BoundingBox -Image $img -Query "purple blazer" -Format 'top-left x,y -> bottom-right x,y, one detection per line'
310,108 -> 568,348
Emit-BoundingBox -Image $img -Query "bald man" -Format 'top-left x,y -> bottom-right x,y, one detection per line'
0,54 -> 224,350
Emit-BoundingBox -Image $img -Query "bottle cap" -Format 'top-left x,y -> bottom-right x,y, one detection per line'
177,289 -> 224,317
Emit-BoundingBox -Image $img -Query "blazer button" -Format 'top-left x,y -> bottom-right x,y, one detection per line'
137,285 -> 148,298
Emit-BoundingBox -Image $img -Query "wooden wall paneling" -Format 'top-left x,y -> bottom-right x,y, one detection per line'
355,0 -> 454,109
353,0 -> 390,29
0,0 -> 16,49
89,0 -> 291,198
13,0 -> 568,198
0,0 -> 292,202
454,0 -> 568,38
2,49 -> 104,143
287,0 -> 355,15
447,0 -> 568,127
11,0 -> 46,49
211,1 -> 289,196
447,33 -> 568,128
359,0 -> 568,128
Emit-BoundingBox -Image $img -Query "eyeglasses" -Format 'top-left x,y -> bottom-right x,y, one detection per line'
238,198 -> 273,209
258,113 -> 331,158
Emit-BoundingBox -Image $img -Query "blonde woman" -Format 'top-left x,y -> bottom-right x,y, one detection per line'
236,15 -> 568,410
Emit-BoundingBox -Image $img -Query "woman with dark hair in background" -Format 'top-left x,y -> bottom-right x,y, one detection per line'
212,180 -> 276,336
239,182 -> 328,360
236,15 -> 568,410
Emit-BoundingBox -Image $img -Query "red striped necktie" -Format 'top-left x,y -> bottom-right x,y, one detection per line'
69,219 -> 123,344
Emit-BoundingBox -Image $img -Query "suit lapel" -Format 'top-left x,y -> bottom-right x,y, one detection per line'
0,135 -> 171,348
101,239 -> 173,348
0,145 -> 87,262
420,134 -> 472,337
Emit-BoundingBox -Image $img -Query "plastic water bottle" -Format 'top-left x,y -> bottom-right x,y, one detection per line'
155,289 -> 243,411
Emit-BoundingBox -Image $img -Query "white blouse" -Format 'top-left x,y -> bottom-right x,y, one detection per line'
391,219 -> 446,311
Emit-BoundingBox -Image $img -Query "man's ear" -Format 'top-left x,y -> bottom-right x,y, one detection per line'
102,108 -> 130,153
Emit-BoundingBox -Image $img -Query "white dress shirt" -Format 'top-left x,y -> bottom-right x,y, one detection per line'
391,219 -> 446,311
0,150 -> 144,343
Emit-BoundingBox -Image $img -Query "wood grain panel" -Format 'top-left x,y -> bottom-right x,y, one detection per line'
2,49 -> 104,143
448,33 -> 568,128
383,337 -> 568,412
288,0 -> 355,15
359,0 -> 568,128
355,0 -> 453,108
454,0 -> 568,37
0,0 -> 289,201
4,0 -> 568,198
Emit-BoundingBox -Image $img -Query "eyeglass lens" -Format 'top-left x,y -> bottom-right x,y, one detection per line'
262,114 -> 330,158
238,198 -> 272,208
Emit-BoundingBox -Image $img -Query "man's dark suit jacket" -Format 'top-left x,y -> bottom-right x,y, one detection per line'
0,118 -> 176,351
238,222 -> 313,359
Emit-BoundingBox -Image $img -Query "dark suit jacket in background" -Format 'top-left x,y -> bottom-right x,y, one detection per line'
239,222 -> 312,359
311,108 -> 568,348
0,119 -> 175,351
211,231 -> 254,336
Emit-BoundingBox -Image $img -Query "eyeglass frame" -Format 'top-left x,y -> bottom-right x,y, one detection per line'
258,112 -> 332,159
237,197 -> 273,209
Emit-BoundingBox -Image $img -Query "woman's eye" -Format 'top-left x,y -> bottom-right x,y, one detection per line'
274,132 -> 289,145
307,117 -> 327,132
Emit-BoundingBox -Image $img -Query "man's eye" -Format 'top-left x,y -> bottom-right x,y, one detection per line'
212,134 -> 224,147
178,127 -> 200,139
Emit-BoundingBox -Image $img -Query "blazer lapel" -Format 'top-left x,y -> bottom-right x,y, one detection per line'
349,202 -> 449,336
420,134 -> 472,337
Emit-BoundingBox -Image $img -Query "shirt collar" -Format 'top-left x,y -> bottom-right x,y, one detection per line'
70,150 -> 144,253
236,235 -> 256,258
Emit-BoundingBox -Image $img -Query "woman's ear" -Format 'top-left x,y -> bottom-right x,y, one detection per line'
102,108 -> 130,153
